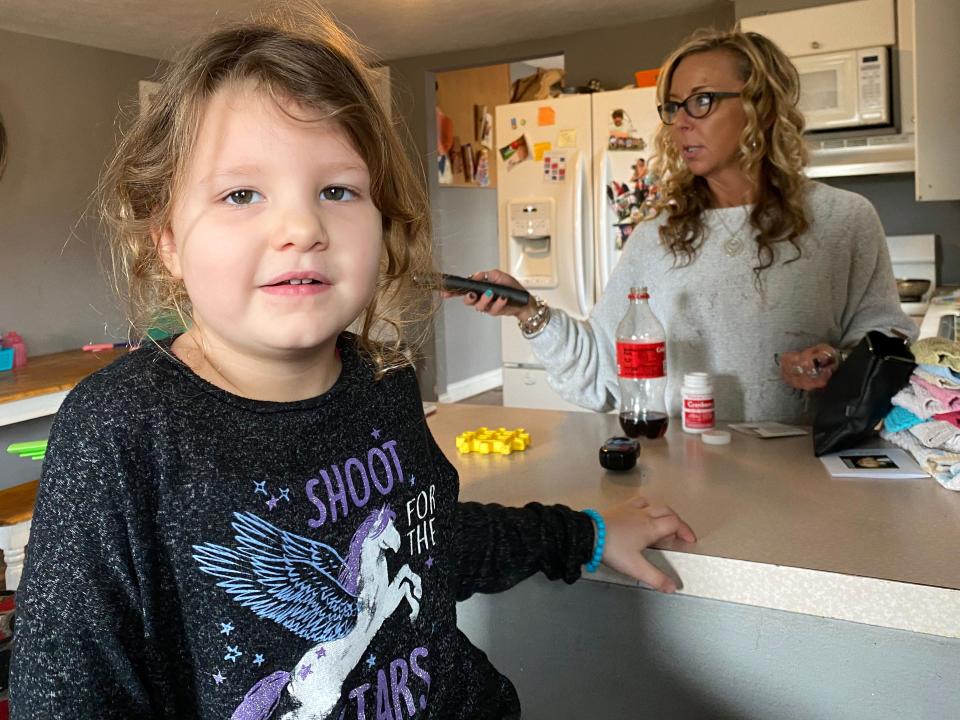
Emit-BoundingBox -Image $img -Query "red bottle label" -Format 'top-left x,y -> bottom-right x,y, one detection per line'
617,341 -> 665,379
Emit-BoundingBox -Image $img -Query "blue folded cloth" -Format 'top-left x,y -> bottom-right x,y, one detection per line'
918,363 -> 960,382
884,405 -> 924,433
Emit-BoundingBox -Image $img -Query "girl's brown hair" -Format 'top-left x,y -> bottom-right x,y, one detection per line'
650,28 -> 809,281
99,3 -> 435,376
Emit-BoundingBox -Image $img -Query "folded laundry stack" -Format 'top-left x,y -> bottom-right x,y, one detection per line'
881,337 -> 960,491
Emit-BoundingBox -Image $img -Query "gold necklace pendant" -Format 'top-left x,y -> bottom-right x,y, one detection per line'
714,206 -> 751,258
723,235 -> 744,257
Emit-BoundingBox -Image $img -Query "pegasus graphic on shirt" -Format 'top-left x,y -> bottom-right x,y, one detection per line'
193,506 -> 423,720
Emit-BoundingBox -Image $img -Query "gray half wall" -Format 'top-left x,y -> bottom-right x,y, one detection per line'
458,573 -> 960,719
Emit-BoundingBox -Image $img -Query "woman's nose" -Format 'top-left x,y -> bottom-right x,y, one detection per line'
674,111 -> 694,132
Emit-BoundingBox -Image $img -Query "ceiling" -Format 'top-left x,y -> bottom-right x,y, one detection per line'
0,0 -> 718,62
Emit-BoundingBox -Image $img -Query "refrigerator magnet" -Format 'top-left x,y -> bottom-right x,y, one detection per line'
499,134 -> 531,171
474,148 -> 490,187
542,151 -> 568,183
557,129 -> 576,148
537,106 -> 556,126
608,109 -> 646,151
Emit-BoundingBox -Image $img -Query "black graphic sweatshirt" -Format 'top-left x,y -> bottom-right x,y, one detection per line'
10,335 -> 594,719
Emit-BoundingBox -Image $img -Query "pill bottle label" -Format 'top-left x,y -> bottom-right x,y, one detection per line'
682,396 -> 715,432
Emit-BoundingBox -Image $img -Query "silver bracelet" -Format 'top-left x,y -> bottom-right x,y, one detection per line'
518,296 -> 551,338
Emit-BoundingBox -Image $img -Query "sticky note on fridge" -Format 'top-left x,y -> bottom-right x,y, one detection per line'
533,142 -> 551,161
537,106 -> 556,126
557,129 -> 576,148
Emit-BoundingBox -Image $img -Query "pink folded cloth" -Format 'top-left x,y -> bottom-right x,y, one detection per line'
934,411 -> 960,429
893,383 -> 948,419
911,376 -> 960,412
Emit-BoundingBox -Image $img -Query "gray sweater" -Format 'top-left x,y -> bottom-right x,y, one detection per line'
529,182 -> 917,423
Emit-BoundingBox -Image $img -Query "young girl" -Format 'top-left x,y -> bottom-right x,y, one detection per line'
10,6 -> 695,719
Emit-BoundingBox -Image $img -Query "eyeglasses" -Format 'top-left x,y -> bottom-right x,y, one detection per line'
657,91 -> 741,125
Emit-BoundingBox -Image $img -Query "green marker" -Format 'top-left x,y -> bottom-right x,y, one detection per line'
6,440 -> 48,461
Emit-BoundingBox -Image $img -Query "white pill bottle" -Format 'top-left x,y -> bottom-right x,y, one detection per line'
681,372 -> 715,434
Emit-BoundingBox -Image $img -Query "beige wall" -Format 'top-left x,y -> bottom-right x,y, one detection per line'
0,29 -> 160,356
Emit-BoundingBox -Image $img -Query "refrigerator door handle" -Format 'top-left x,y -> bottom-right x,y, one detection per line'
573,151 -> 590,318
596,149 -> 611,290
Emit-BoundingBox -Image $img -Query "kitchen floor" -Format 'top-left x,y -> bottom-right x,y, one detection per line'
459,387 -> 503,406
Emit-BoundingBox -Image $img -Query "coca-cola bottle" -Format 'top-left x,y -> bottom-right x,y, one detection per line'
616,286 -> 668,439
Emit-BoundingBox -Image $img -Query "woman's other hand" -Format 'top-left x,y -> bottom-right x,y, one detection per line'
777,343 -> 839,391
600,496 -> 697,593
446,269 -> 538,323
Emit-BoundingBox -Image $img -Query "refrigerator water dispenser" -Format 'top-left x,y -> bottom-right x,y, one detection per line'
506,198 -> 558,288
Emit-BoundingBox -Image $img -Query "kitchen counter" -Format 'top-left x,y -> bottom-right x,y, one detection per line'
429,404 -> 960,639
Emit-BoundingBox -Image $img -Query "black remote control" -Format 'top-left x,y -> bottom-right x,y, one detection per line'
440,274 -> 530,307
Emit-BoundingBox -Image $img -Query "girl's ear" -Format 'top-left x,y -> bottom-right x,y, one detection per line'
154,225 -> 183,279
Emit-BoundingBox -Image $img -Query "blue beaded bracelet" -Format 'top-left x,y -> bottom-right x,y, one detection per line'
582,508 -> 606,573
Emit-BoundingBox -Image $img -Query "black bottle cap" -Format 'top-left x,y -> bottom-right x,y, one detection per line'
599,436 -> 639,471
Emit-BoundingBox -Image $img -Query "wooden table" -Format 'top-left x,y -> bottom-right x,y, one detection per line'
0,347 -> 126,422
0,348 -> 126,589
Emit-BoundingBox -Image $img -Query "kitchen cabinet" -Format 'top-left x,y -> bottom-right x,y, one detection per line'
742,0 -> 960,200
741,0 -> 895,57
911,0 -> 960,200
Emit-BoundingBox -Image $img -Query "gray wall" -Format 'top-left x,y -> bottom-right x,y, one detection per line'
0,31 -> 159,490
827,174 -> 960,286
391,3 -> 737,398
0,29 -> 161,355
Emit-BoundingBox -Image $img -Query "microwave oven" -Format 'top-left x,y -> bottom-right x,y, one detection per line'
793,46 -> 891,132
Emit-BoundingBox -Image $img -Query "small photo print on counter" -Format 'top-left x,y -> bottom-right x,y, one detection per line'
820,448 -> 928,479
841,454 -> 896,470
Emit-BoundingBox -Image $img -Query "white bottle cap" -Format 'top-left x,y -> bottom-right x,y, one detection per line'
701,430 -> 731,445
683,372 -> 711,389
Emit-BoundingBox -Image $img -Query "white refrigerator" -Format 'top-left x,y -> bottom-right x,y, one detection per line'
495,87 -> 660,410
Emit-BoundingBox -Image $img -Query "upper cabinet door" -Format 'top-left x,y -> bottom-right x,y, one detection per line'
740,0 -> 895,57
913,0 -> 960,201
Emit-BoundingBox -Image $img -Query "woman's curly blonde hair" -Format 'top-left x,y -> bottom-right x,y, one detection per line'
99,3 -> 436,377
650,28 -> 809,281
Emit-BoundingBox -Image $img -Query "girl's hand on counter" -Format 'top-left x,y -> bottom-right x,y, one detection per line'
777,343 -> 838,391
601,496 -> 697,593
449,269 -> 539,323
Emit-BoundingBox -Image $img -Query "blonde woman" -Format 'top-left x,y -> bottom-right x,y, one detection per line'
462,29 -> 915,423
